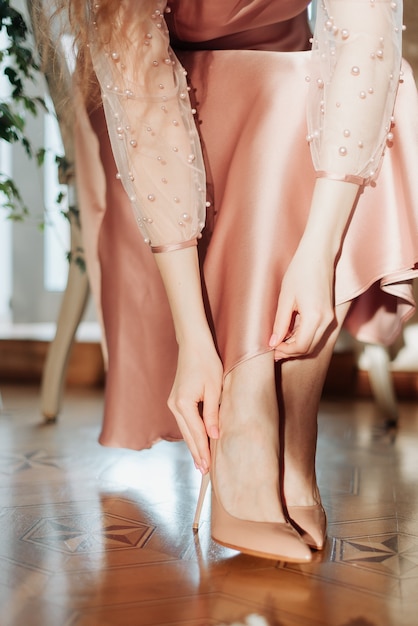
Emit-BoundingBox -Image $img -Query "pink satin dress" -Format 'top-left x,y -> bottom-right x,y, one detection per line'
75,0 -> 418,450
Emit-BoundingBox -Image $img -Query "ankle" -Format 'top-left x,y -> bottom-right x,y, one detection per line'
214,432 -> 285,523
218,429 -> 278,476
283,474 -> 321,508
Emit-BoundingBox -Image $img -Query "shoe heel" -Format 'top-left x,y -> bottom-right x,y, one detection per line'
193,472 -> 210,530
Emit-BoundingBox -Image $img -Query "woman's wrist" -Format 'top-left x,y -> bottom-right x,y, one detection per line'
175,324 -> 215,350
153,245 -> 215,349
301,178 -> 360,258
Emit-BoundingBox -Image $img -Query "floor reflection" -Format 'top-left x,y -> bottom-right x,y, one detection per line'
0,386 -> 417,625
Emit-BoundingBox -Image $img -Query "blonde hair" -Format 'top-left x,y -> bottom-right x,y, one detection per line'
51,0 -> 156,99
65,0 -> 156,46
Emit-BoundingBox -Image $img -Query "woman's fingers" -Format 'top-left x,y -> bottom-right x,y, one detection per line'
269,296 -> 294,350
272,308 -> 334,359
202,393 -> 220,440
269,242 -> 338,360
167,357 -> 222,473
273,328 -> 315,359
168,394 -> 211,473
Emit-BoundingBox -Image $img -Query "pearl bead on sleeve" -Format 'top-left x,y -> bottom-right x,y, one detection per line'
89,0 -> 207,252
307,0 -> 403,186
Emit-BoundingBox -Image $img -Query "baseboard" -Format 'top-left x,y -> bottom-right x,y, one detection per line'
323,351 -> 418,400
0,338 -> 104,387
0,339 -> 417,399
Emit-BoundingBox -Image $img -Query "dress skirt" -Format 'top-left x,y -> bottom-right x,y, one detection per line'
75,49 -> 418,451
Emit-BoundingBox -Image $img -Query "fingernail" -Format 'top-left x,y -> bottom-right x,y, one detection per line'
200,458 -> 209,471
209,426 -> 219,439
269,334 -> 278,347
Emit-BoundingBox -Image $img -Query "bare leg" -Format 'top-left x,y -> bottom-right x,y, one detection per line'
216,351 -> 286,523
280,301 -> 351,507
214,302 -> 350,524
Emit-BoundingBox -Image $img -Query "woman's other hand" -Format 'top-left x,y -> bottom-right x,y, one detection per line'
168,339 -> 223,474
268,178 -> 360,360
269,243 -> 336,360
153,246 -> 223,473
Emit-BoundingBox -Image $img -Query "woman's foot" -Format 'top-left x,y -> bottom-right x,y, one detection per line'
286,503 -> 327,550
282,459 -> 327,549
215,353 -> 286,523
210,445 -> 312,562
278,302 -> 351,549
208,354 -> 312,562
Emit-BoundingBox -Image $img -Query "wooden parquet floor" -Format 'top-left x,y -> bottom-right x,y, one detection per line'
0,385 -> 417,625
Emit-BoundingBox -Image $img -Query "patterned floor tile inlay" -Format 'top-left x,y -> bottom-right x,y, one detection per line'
333,532 -> 418,578
0,450 -> 63,475
21,512 -> 155,554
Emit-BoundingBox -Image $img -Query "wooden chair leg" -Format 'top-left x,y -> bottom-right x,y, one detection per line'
41,205 -> 89,422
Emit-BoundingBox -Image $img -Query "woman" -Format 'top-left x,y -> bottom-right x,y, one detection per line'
68,0 -> 418,562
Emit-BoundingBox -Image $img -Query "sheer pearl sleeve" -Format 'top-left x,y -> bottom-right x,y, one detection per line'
89,1 -> 206,252
307,0 -> 403,185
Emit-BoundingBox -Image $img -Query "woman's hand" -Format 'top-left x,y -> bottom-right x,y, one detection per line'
168,339 -> 223,474
153,246 -> 223,473
269,243 -> 336,360
269,178 -> 361,360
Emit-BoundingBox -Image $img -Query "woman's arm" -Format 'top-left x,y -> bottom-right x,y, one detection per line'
269,0 -> 403,359
89,0 -> 207,251
269,177 -> 359,358
87,1 -> 221,468
154,247 -> 222,473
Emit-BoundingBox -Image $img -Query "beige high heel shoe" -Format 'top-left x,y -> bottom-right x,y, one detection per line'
193,440 -> 312,563
287,504 -> 327,551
